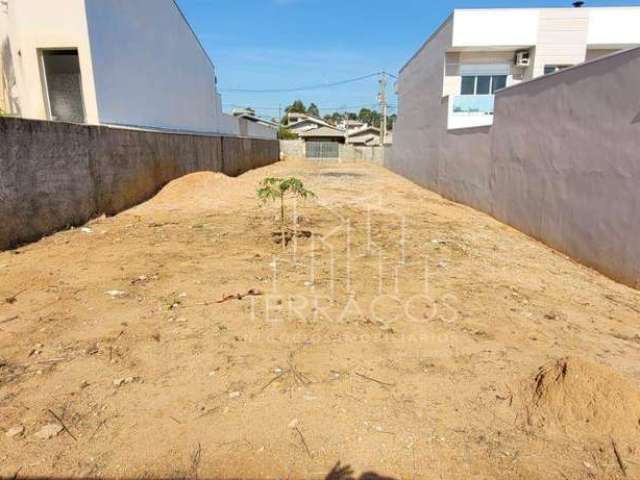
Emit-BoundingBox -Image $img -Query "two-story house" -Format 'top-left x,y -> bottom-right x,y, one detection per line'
396,6 -> 640,132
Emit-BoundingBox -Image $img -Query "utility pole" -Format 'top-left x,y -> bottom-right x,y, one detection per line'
344,106 -> 350,145
378,72 -> 388,145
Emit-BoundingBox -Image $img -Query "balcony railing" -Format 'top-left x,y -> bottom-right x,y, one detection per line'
451,95 -> 495,116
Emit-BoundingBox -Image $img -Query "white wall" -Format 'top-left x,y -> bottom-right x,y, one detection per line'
587,8 -> 640,47
1,0 -> 99,122
452,9 -> 539,48
84,0 -> 222,133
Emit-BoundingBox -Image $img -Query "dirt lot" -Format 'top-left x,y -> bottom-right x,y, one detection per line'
1,159 -> 640,480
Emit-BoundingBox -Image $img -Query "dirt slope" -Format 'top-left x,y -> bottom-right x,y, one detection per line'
1,159 -> 640,480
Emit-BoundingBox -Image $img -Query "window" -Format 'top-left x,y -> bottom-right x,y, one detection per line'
40,49 -> 85,123
544,65 -> 571,75
460,74 -> 508,95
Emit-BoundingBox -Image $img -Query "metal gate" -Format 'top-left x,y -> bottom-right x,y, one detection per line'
306,141 -> 339,159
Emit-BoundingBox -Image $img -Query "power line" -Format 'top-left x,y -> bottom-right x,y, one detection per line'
223,103 -> 396,112
219,71 -> 396,94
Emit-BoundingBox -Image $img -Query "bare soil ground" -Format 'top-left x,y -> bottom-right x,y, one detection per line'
1,159 -> 640,480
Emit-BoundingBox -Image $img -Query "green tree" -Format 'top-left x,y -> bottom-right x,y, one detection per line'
329,112 -> 343,125
285,100 -> 307,114
277,127 -> 299,140
358,108 -> 373,125
388,114 -> 397,131
281,100 -> 307,125
307,103 -> 320,118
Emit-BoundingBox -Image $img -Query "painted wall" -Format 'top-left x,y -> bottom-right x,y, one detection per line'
391,47 -> 640,288
490,47 -> 640,288
0,117 -> 279,249
0,0 -> 99,122
394,19 -> 494,213
84,0 -> 221,133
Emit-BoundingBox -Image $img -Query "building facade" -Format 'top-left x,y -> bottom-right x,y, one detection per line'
0,0 -> 272,138
396,6 -> 640,131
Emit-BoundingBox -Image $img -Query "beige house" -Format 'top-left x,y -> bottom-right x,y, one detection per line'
399,6 -> 640,130
285,116 -> 333,136
0,0 -> 274,138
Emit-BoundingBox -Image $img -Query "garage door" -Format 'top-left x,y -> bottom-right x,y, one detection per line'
306,141 -> 339,159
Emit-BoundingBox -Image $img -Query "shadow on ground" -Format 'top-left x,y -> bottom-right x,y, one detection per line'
0,462 -> 398,480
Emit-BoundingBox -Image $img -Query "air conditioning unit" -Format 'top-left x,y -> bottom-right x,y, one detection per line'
515,50 -> 531,67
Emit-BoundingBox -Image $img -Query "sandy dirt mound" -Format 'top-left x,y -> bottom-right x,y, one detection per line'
145,171 -> 243,211
517,357 -> 640,439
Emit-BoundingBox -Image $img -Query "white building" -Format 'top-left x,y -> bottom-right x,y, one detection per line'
0,0 -> 272,138
286,116 -> 334,136
397,6 -> 640,130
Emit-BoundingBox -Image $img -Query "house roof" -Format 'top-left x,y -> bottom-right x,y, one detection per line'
287,117 -> 332,129
299,126 -> 346,138
237,114 -> 281,128
349,125 -> 380,137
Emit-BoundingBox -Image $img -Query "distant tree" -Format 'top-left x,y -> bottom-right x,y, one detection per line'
307,103 -> 320,118
358,108 -> 373,125
329,112 -> 343,125
388,114 -> 397,131
281,100 -> 307,125
277,127 -> 299,140
285,100 -> 307,114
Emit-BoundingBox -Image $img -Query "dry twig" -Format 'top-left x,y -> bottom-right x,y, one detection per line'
611,438 -> 627,477
47,408 -> 77,441
295,426 -> 313,459
354,372 -> 396,387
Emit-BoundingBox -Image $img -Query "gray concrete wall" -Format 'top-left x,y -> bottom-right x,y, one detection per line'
390,46 -> 640,288
392,18 -> 494,214
0,117 -> 279,249
339,145 -> 387,166
491,47 -> 640,288
280,140 -> 305,160
280,139 -> 389,166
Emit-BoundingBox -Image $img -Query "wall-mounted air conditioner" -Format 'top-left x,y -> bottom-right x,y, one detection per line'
515,50 -> 531,67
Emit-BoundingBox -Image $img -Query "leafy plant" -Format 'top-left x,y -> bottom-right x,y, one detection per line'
277,127 -> 298,140
257,177 -> 315,225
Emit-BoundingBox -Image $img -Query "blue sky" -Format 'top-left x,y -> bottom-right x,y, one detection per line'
177,0 -> 639,119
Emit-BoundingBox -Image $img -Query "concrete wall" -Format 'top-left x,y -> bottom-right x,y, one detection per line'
0,117 -> 279,249
84,0 -> 222,133
394,19 -> 494,213
490,48 -> 640,288
390,47 -> 640,288
280,140 -> 305,160
339,145 -> 387,166
280,139 -> 389,166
